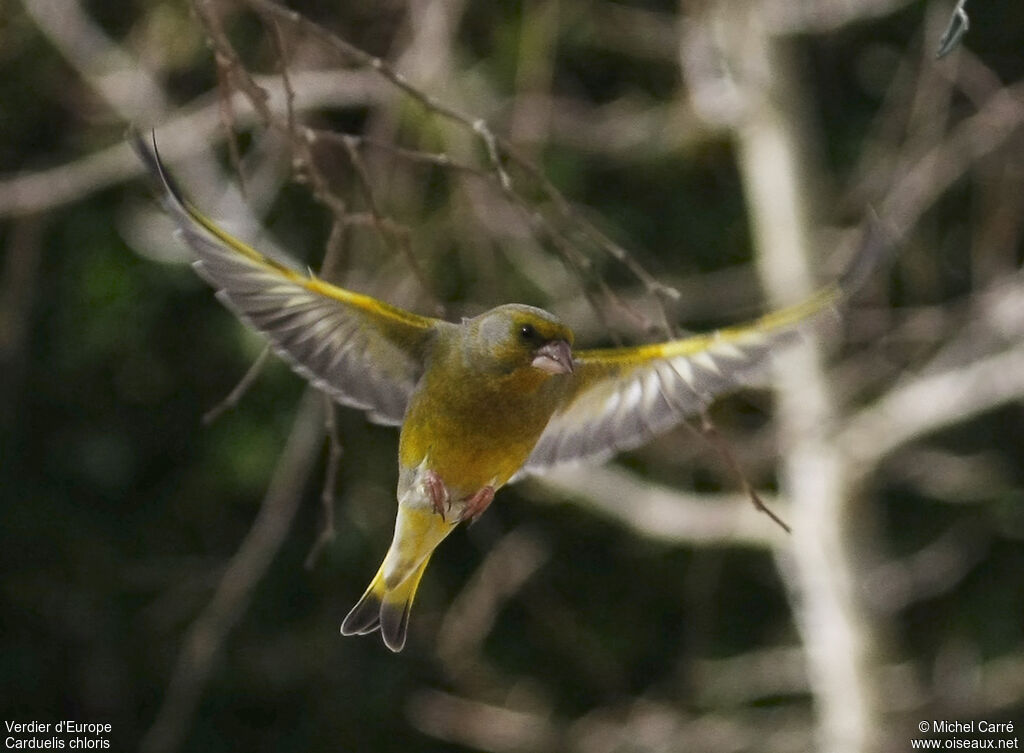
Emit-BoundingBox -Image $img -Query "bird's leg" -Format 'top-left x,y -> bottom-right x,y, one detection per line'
422,470 -> 451,519
461,486 -> 495,523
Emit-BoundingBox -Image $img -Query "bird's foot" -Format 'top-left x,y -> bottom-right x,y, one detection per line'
461,486 -> 495,523
422,470 -> 451,520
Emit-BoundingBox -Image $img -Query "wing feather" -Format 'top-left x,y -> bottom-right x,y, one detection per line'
516,289 -> 836,477
132,131 -> 437,425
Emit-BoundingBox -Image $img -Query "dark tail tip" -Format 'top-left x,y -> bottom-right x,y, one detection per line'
379,599 -> 411,653
340,592 -> 382,637
340,591 -> 410,652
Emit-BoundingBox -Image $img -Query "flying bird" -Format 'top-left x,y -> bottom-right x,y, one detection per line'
132,131 -> 879,652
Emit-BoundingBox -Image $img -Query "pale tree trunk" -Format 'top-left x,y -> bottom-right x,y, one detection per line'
693,3 -> 885,752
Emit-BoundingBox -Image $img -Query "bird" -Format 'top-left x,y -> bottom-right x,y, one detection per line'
131,130 -> 881,652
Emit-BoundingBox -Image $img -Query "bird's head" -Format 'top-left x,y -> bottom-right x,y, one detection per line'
467,304 -> 575,377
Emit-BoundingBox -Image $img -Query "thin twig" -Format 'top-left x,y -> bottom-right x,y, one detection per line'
303,198 -> 351,570
241,0 -> 484,135
503,190 -> 624,344
320,218 -> 348,282
331,132 -> 443,315
214,57 -> 247,197
316,130 -> 491,177
305,396 -> 342,569
472,118 -> 513,192
239,0 -> 677,334
698,413 -> 791,534
201,346 -> 271,425
503,141 -> 683,329
270,20 -> 298,147
195,3 -> 436,312
193,0 -> 272,123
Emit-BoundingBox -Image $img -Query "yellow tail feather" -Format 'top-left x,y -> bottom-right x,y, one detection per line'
340,555 -> 433,652
341,491 -> 460,651
340,566 -> 387,637
379,555 -> 432,652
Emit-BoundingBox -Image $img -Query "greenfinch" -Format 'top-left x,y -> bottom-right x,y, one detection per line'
132,132 -> 878,652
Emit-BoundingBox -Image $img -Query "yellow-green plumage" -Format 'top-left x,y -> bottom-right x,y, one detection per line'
132,130 -> 880,652
399,307 -> 574,496
342,505 -> 453,651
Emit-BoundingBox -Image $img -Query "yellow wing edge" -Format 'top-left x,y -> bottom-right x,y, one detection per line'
574,283 -> 838,366
129,127 -> 438,333
573,213 -> 886,366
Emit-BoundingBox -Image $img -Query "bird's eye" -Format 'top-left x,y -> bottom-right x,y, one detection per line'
518,323 -> 537,342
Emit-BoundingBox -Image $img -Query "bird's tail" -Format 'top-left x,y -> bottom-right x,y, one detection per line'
340,555 -> 433,652
341,504 -> 456,652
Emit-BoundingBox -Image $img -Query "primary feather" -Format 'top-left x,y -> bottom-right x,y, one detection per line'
516,217 -> 884,477
517,286 -> 838,476
131,131 -> 436,425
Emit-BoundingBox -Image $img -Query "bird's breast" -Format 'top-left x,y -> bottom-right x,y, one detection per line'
398,367 -> 566,498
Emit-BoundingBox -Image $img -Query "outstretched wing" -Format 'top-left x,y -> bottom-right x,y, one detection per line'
518,216 -> 885,477
131,131 -> 438,425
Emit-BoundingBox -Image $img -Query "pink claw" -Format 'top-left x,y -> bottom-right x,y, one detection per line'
423,470 -> 450,519
461,486 -> 495,523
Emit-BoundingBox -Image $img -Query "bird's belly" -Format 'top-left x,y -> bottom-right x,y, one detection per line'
399,392 -> 553,498
430,435 -> 535,495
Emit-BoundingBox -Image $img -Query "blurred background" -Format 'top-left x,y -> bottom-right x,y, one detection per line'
2,0 -> 1023,751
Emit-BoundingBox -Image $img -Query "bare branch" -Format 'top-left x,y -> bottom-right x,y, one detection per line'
236,0 -> 681,334
0,69 -> 382,217
327,132 -> 443,314
716,6 -> 885,752
141,389 -> 325,753
863,523 -> 991,613
213,58 -> 248,197
407,689 -> 560,753
693,645 -> 809,706
409,688 -> 817,753
21,0 -> 169,119
840,342 -> 1024,481
879,81 -> 1024,238
436,527 -> 549,677
758,0 -> 918,35
304,397 -> 342,570
525,464 -> 786,549
241,0 -> 481,132
193,0 -> 273,125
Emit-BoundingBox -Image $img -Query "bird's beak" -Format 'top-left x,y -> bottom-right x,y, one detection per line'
532,340 -> 574,375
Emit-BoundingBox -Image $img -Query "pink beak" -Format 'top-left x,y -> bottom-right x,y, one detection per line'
532,340 -> 574,375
